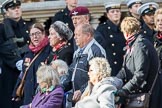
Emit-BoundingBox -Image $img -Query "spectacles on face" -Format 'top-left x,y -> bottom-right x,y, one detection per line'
30,31 -> 42,37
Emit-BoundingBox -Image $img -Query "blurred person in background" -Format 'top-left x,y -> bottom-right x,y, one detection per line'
137,2 -> 159,44
50,59 -> 68,84
126,0 -> 142,20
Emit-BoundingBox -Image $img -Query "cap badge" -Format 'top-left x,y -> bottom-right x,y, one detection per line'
72,11 -> 78,15
14,0 -> 16,3
149,4 -> 153,10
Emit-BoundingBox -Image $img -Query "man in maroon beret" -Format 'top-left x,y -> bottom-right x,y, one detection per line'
70,6 -> 90,28
70,6 -> 106,50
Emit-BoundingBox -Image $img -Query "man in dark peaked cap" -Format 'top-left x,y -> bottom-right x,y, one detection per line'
0,0 -> 33,108
137,2 -> 159,44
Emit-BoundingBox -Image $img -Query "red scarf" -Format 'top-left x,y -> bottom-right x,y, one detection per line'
126,35 -> 136,46
156,32 -> 162,39
125,35 -> 136,54
53,41 -> 67,60
29,36 -> 49,54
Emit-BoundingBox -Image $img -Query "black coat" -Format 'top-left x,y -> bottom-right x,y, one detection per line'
3,18 -> 33,48
23,44 -> 51,105
117,34 -> 160,108
52,7 -> 74,32
0,19 -> 30,108
46,44 -> 73,66
140,22 -> 156,44
13,44 -> 51,105
96,20 -> 126,76
0,17 -> 33,108
153,33 -> 162,108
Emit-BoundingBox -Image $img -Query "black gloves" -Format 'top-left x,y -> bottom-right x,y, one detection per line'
115,89 -> 129,97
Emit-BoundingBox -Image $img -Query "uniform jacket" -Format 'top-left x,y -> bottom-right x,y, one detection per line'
0,23 -> 21,69
140,22 -> 156,44
52,7 -> 74,32
13,44 -> 51,105
97,20 -> 126,76
75,77 -> 118,108
63,39 -> 106,92
46,44 -> 73,66
23,85 -> 64,108
117,34 -> 159,94
0,17 -> 32,108
3,18 -> 33,48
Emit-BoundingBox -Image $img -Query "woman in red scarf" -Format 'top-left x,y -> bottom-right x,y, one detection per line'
12,23 -> 51,105
47,21 -> 73,66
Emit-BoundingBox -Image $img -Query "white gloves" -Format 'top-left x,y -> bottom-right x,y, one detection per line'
16,60 -> 23,71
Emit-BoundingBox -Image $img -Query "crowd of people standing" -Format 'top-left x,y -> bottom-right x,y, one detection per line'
0,0 -> 162,108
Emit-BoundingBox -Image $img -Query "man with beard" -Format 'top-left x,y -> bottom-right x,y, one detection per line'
137,2 -> 159,44
96,2 -> 126,76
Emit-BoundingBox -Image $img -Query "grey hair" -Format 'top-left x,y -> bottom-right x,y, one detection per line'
89,57 -> 111,80
36,65 -> 60,86
50,59 -> 68,75
81,24 -> 94,37
50,21 -> 73,41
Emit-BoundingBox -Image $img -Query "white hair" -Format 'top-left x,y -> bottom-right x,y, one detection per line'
51,59 -> 68,76
36,65 -> 60,86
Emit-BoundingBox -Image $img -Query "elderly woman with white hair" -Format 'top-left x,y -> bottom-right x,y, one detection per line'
23,65 -> 64,108
50,59 -> 68,84
47,21 -> 73,66
74,57 -> 123,108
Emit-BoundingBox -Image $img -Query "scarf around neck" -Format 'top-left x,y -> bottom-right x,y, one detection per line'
29,36 -> 49,54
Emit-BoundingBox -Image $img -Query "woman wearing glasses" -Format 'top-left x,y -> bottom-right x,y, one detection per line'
12,23 -> 51,105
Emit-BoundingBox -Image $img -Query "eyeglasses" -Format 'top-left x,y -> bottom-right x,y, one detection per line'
30,31 -> 42,37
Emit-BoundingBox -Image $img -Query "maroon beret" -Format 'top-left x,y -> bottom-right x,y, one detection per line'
70,6 -> 89,17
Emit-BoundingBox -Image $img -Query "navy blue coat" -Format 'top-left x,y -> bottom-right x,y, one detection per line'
0,17 -> 32,108
97,20 -> 126,76
140,22 -> 156,44
52,7 -> 74,32
13,44 -> 51,105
